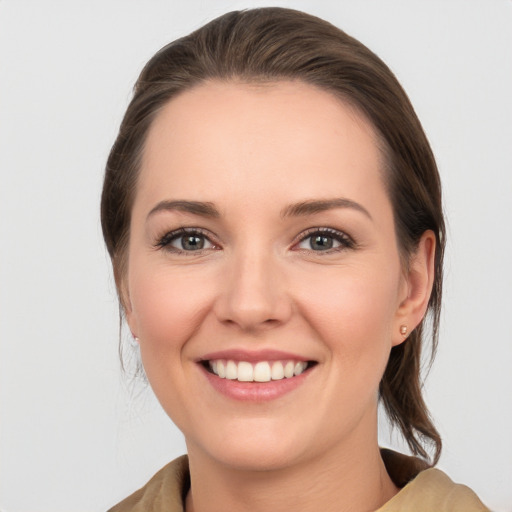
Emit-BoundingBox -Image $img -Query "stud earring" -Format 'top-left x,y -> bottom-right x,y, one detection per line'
400,325 -> 408,336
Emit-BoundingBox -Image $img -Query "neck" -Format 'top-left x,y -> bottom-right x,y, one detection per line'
185,425 -> 398,512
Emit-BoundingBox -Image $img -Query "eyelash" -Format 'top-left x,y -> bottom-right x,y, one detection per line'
155,227 -> 218,255
154,227 -> 356,255
294,227 -> 356,253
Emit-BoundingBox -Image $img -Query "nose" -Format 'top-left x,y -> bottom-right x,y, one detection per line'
213,247 -> 293,332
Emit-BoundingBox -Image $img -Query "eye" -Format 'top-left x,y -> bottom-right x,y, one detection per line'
295,228 -> 355,252
156,228 -> 217,253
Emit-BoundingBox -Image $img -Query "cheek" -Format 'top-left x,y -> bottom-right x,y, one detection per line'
128,265 -> 217,429
295,262 -> 400,366
128,264 -> 215,360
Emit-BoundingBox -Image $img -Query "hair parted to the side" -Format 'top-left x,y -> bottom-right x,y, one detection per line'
101,7 -> 445,465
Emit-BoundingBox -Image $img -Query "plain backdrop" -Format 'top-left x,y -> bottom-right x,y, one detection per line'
1,1 -> 511,511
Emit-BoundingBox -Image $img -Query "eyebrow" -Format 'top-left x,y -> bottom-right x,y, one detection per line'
146,197 -> 372,221
280,198 -> 372,220
147,200 -> 221,220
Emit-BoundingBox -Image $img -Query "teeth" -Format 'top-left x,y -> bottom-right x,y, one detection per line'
284,361 -> 295,378
226,360 -> 237,380
208,359 -> 310,382
217,360 -> 226,378
237,361 -> 253,382
254,362 -> 271,382
294,361 -> 307,376
271,361 -> 284,380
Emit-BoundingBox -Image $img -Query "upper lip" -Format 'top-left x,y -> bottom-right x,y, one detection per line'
198,349 -> 314,363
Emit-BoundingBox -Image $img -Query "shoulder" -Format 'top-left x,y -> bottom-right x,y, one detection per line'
107,452 -> 489,512
107,455 -> 189,512
379,450 -> 490,512
380,468 -> 490,511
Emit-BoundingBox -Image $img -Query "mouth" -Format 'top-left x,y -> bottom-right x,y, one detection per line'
201,359 -> 317,383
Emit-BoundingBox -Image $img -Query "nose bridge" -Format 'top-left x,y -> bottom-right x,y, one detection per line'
215,240 -> 291,330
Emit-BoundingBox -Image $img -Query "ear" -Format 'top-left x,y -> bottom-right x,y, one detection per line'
124,294 -> 138,339
392,230 -> 436,346
115,268 -> 138,338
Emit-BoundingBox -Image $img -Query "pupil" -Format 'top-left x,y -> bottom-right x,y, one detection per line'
311,235 -> 332,250
182,235 -> 204,250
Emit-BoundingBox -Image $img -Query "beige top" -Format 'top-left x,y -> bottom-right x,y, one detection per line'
108,450 -> 490,511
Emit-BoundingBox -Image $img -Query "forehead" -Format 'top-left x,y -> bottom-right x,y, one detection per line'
137,80 -> 387,212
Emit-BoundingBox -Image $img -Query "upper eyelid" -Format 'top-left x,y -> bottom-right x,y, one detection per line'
156,227 -> 218,248
294,227 -> 354,243
298,227 -> 349,236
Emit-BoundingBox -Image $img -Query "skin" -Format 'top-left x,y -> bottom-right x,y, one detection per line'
124,81 -> 435,512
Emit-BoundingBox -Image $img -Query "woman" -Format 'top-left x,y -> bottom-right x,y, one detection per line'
102,8 -> 489,511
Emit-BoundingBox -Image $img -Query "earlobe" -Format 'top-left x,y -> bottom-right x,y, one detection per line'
125,303 -> 139,342
393,230 -> 436,346
117,274 -> 137,337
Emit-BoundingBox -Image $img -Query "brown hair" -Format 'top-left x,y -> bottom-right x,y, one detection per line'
101,7 -> 444,464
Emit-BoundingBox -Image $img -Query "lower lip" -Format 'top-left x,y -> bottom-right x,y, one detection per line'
200,364 -> 312,402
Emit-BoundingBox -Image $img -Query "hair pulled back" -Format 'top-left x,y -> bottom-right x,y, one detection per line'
101,7 -> 445,465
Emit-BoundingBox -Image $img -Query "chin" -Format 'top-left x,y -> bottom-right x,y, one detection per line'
189,419 -> 312,472
209,443 -> 302,472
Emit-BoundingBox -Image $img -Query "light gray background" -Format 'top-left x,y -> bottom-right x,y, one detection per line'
1,1 -> 511,511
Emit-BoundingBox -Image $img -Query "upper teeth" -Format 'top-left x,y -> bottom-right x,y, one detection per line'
209,360 -> 308,382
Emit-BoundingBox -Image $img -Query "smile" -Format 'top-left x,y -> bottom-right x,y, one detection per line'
198,350 -> 317,401
207,359 -> 310,382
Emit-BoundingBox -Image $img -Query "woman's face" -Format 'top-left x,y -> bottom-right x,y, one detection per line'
125,81 -> 412,470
